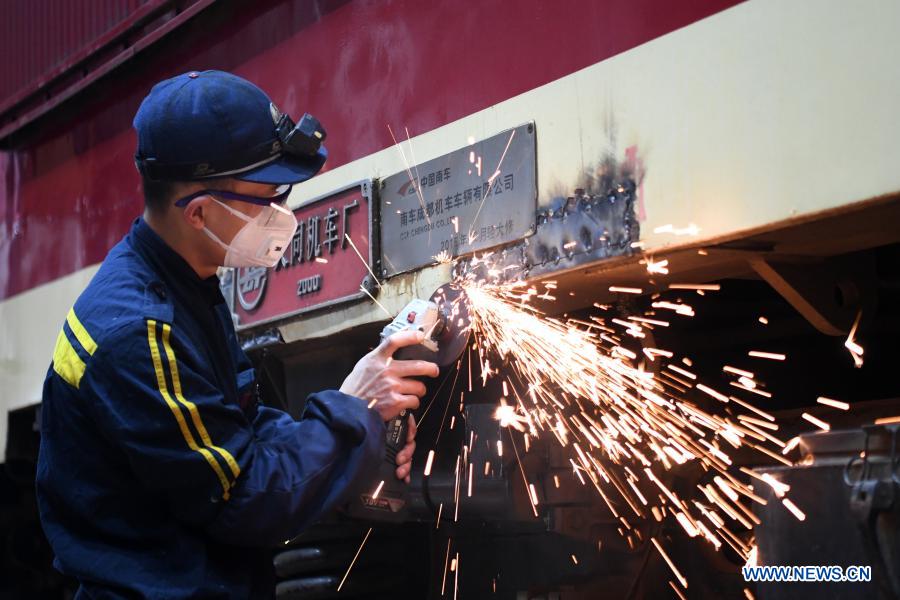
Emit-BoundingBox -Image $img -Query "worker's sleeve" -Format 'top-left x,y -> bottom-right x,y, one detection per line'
209,399 -> 384,545
84,319 -> 385,547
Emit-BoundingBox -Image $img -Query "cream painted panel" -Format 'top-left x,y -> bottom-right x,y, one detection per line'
0,265 -> 101,460
618,0 -> 900,249
0,265 -> 101,410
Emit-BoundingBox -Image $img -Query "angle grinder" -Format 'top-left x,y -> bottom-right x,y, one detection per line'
346,284 -> 470,522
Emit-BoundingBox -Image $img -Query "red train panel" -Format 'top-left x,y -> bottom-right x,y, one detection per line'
0,0 -> 742,300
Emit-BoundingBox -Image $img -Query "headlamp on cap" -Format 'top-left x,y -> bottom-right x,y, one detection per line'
276,112 -> 326,158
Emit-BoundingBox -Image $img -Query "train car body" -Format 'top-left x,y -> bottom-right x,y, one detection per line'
2,0 -> 899,596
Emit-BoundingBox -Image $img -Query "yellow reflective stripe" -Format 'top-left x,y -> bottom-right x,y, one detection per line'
146,320 -> 232,500
66,308 -> 97,356
52,328 -> 87,388
160,323 -> 241,481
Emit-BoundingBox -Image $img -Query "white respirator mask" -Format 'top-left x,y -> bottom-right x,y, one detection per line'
202,198 -> 298,268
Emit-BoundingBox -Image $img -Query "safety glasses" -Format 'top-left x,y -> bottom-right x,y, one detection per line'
174,184 -> 292,207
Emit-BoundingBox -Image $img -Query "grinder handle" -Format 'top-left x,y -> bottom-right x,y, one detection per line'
384,410 -> 410,468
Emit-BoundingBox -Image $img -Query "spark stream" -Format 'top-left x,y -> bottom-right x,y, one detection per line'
459,274 -> 804,591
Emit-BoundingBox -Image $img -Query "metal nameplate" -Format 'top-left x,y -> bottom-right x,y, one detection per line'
379,123 -> 536,277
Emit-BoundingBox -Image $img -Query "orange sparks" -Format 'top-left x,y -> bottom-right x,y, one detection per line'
801,412 -> 831,431
748,351 -> 786,361
737,414 -> 778,431
781,436 -> 801,455
629,316 -> 670,327
759,473 -> 790,498
651,538 -> 688,589
359,284 -> 392,318
817,397 -> 850,410
744,545 -> 758,568
494,402 -> 528,432
344,233 -> 381,288
654,223 -> 700,236
457,278 -> 811,573
782,498 -> 806,521
644,347 -> 674,360
337,527 -> 373,592
845,339 -> 864,366
441,539 -> 451,595
424,449 -> 436,477
669,581 -> 688,600
667,364 -> 697,380
652,301 -> 695,316
724,365 -> 754,378
696,384 -> 729,402
844,310 -> 864,367
453,552 -> 460,600
668,283 -> 721,291
730,381 -> 772,398
529,483 -> 539,507
433,250 -> 453,264
371,480 -> 385,500
728,395 -> 775,421
609,286 -> 643,294
646,258 -> 670,275
676,512 -> 700,537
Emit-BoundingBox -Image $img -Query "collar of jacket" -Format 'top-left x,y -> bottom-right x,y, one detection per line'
130,217 -> 224,308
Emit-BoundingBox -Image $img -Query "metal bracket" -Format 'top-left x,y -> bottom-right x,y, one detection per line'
846,425 -> 900,599
360,273 -> 378,296
749,254 -> 876,336
850,479 -> 895,523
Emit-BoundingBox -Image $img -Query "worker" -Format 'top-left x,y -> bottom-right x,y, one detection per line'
35,70 -> 438,598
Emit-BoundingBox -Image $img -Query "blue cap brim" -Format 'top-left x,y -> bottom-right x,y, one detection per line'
236,146 -> 328,185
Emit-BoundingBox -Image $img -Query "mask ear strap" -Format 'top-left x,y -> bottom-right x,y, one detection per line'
209,196 -> 254,223
202,226 -> 231,251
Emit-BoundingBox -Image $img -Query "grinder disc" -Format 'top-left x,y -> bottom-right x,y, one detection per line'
430,284 -> 471,367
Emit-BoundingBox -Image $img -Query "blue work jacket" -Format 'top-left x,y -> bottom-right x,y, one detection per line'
36,217 -> 384,598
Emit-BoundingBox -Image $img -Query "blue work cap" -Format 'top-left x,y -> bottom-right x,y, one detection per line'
133,70 -> 327,185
